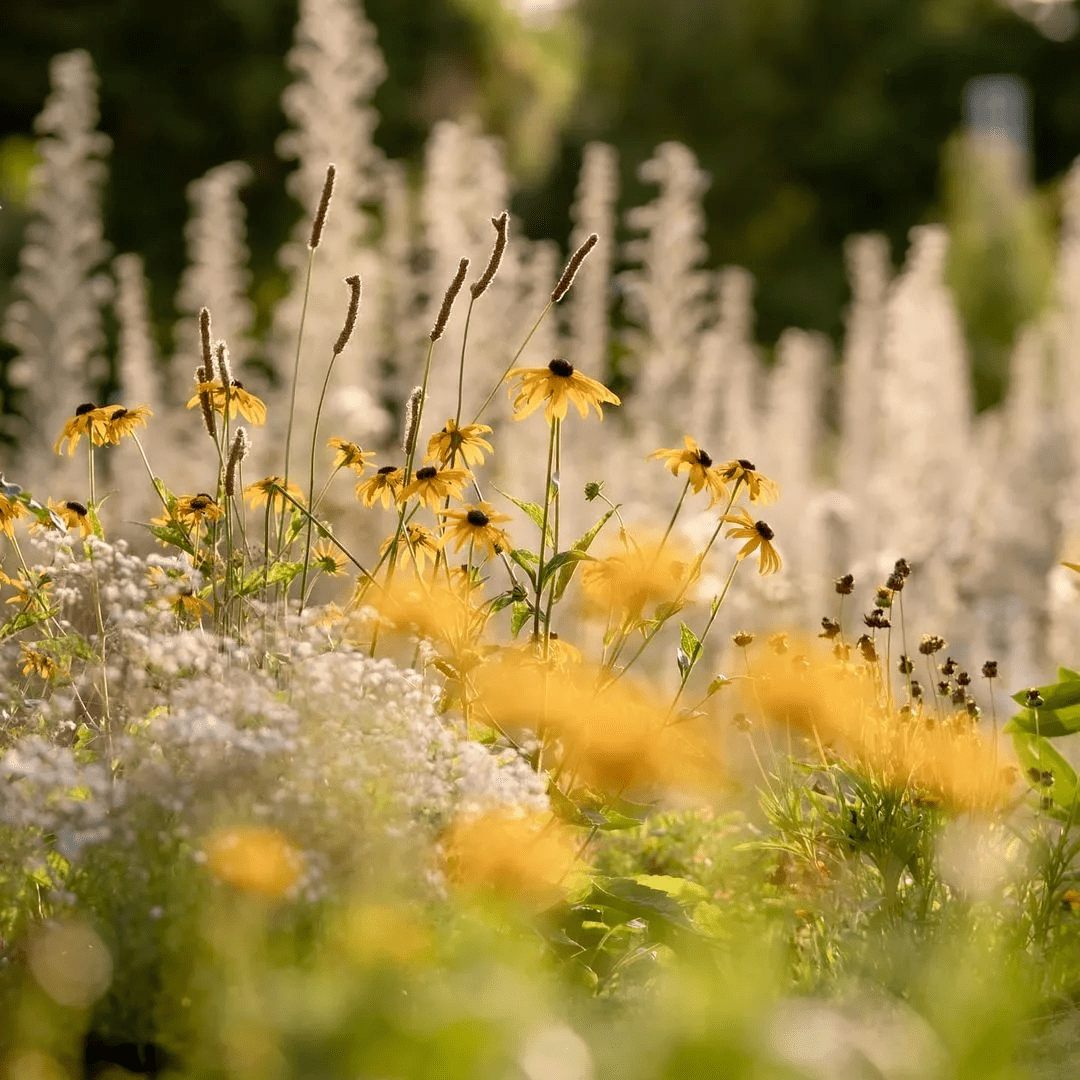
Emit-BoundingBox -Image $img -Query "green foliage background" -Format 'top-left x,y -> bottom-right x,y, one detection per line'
1,0 -> 1079,353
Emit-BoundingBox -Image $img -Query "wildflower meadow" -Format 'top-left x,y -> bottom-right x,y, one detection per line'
5,2 -> 1080,1078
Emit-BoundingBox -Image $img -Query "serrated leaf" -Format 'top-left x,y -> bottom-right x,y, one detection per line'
588,877 -> 701,936
494,487 -> 553,547
679,622 -> 702,667
508,548 -> 539,587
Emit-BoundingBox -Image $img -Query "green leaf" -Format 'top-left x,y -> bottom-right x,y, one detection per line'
678,622 -> 704,669
494,487 -> 553,547
1010,680 -> 1080,711
539,549 -> 593,590
510,601 -> 532,638
1012,731 -> 1079,815
1003,706 -> 1080,739
553,505 -> 618,602
588,877 -> 701,936
706,675 -> 732,696
487,590 -> 518,615
1060,667 -> 1080,682
508,548 -> 538,586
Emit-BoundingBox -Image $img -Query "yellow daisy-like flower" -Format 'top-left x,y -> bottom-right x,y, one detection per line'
19,644 -> 57,680
717,459 -> 780,505
174,587 -> 211,619
53,403 -> 115,456
647,436 -> 728,506
327,438 -> 375,475
46,498 -> 92,538
506,358 -> 620,423
398,466 -> 471,510
187,379 -> 267,425
357,465 -> 405,509
0,494 -> 28,538
244,477 -> 304,512
311,540 -> 346,576
722,507 -> 781,575
425,420 -> 494,468
102,404 -> 153,444
437,502 -> 512,560
175,492 -> 225,526
380,523 -> 439,572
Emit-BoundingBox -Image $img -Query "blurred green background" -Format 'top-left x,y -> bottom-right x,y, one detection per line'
1,0 -> 1079,382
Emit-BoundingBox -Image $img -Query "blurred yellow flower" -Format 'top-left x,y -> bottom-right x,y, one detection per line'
579,536 -> 696,619
507,358 -> 620,423
328,437 -> 375,474
187,379 -> 267,425
0,494 -> 28,538
102,404 -> 153,444
380,523 -> 439,573
204,826 -> 302,899
245,476 -> 304,512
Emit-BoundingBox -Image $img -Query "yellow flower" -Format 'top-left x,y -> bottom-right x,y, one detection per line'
398,466 -> 471,510
19,644 -> 57,680
102,404 -> 153,444
425,420 -> 494,468
380,523 -> 439,572
173,587 -> 211,619
311,540 -> 346,576
357,466 -> 405,509
579,537 -> 696,619
717,459 -> 780,505
175,492 -> 225,526
0,494 -> 28,537
437,502 -> 512,560
244,477 -> 304,512
506,358 -> 620,423
204,826 -> 302,899
46,498 -> 92,538
187,379 -> 267,425
373,577 -> 482,646
647,436 -> 728,506
722,507 -> 781,575
327,437 -> 375,475
53,403 -> 115,456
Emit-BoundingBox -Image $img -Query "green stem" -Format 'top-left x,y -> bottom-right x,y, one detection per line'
533,417 -> 558,642
471,301 -> 553,425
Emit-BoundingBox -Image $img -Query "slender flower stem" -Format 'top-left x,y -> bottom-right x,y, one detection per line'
657,476 -> 692,555
455,296 -> 476,425
533,417 -> 558,642
471,301 -> 553,425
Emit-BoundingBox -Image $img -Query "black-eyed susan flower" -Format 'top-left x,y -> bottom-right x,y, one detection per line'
0,494 -> 28,538
54,403 -> 115,456
380,523 -> 439,572
647,436 -> 728,505
398,466 -> 470,510
437,502 -> 512,560
311,540 -> 346,576
327,437 -> 375,475
717,458 -> 780,505
425,420 -> 494,468
173,587 -> 211,619
245,477 -> 304,512
46,498 -> 92,538
175,492 -> 225,527
506,358 -> 620,423
187,379 -> 267,426
102,404 -> 153,444
357,465 -> 405,509
722,508 -> 781,575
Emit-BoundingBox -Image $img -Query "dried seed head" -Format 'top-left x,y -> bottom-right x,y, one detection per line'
552,233 -> 598,302
584,481 -> 603,502
402,385 -> 424,457
941,656 -> 957,676
732,712 -> 752,733
732,630 -> 755,648
957,670 -> 971,686
225,427 -> 250,497
768,632 -> 789,655
1025,688 -> 1045,708
333,275 -> 362,355
981,660 -> 998,679
214,340 -> 233,386
885,571 -> 906,591
430,258 -> 469,342
819,617 -> 841,639
893,557 -> 911,579
910,680 -> 922,699
309,163 -> 336,250
199,308 -> 213,374
951,688 -> 966,706
918,633 -> 946,656
856,634 -> 877,662
875,586 -> 894,607
966,699 -> 980,719
834,573 -> 855,596
898,654 -> 914,675
194,365 -> 216,440
863,609 -> 890,629
470,211 -> 509,299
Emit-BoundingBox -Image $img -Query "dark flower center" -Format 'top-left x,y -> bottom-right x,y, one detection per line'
416,466 -> 438,481
377,465 -> 397,476
755,521 -> 774,541
231,380 -> 244,388
190,493 -> 214,511
75,402 -> 98,416
466,510 -> 489,527
110,408 -> 128,420
548,358 -> 574,378
737,458 -> 755,469
65,501 -> 88,516
695,450 -> 713,468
